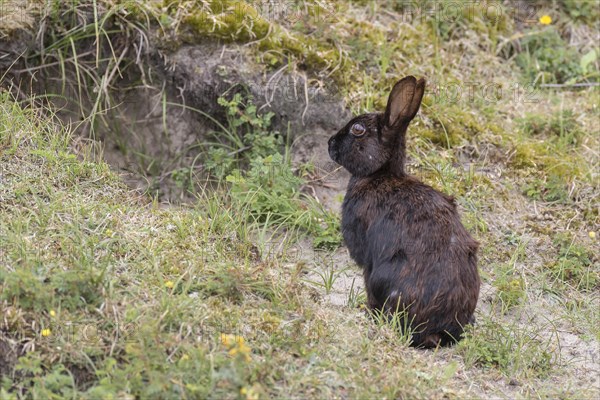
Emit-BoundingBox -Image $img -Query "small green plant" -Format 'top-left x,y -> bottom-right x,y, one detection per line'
493,267 -> 526,311
548,234 -> 598,291
518,109 -> 582,145
492,236 -> 527,311
458,317 -> 557,378
203,147 -> 238,179
169,167 -> 195,192
346,277 -> 366,308
204,93 -> 342,249
310,205 -> 344,250
515,28 -> 586,84
0,268 -> 54,312
521,175 -> 569,203
303,265 -> 339,295
205,93 -> 281,178
557,0 -> 600,24
370,301 -> 418,347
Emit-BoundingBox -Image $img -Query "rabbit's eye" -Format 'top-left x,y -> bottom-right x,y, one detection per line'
350,123 -> 366,137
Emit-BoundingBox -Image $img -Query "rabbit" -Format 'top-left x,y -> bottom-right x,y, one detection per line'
328,76 -> 480,348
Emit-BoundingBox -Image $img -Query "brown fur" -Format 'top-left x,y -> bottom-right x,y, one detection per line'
328,76 -> 480,348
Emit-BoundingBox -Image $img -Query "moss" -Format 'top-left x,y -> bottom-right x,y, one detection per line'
422,104 -> 495,148
495,273 -> 525,310
259,32 -> 348,78
510,130 -> 587,184
183,2 -> 270,42
173,0 -> 352,87
511,145 -> 538,169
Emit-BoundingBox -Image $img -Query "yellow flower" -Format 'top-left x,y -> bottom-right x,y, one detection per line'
228,342 -> 251,355
165,280 -> 175,289
220,333 -> 244,348
220,333 -> 235,347
49,310 -> 56,317
240,385 -> 260,400
539,15 -> 552,25
223,334 -> 251,362
41,328 -> 52,337
589,231 -> 596,239
180,354 -> 190,361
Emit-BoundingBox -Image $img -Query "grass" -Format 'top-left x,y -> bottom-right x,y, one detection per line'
0,93 -> 457,399
458,314 -> 557,379
1,0 -> 599,398
303,265 -> 340,295
547,233 -> 599,291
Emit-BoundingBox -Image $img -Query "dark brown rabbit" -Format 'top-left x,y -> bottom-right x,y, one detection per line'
328,76 -> 480,348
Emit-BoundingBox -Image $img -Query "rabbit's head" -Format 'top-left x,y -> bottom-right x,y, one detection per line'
328,76 -> 425,177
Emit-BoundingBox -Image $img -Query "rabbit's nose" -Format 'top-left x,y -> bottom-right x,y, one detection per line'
328,136 -> 336,153
328,136 -> 336,147
328,138 -> 338,161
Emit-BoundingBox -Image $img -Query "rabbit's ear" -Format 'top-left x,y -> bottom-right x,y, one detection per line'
384,76 -> 426,128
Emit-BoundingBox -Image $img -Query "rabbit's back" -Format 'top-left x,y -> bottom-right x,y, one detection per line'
342,173 -> 480,345
342,173 -> 464,265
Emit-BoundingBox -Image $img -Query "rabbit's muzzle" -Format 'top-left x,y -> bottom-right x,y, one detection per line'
328,135 -> 340,164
